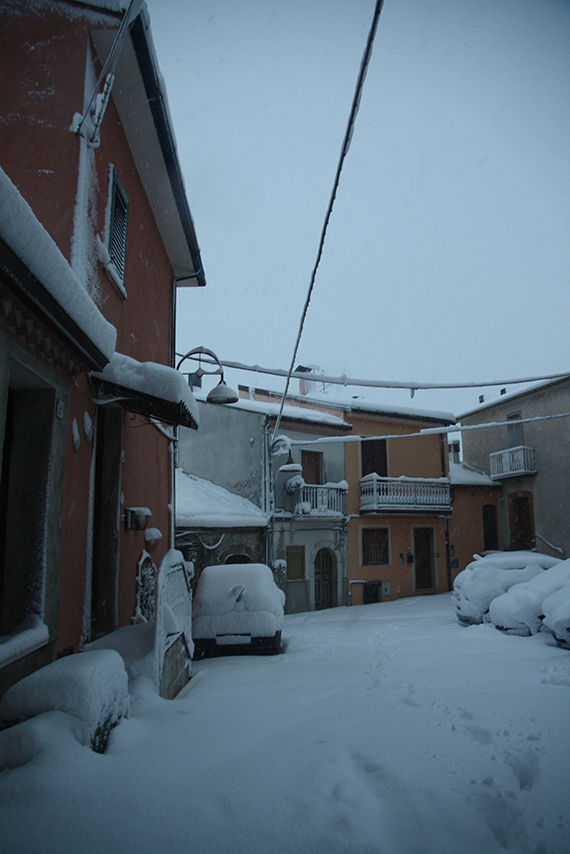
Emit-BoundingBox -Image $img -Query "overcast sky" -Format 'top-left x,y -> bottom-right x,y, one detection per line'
147,0 -> 570,418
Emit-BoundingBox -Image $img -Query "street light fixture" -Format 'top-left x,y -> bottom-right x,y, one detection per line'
176,346 -> 238,404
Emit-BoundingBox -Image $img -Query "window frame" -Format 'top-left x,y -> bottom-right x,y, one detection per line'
361,527 -> 390,566
102,166 -> 129,299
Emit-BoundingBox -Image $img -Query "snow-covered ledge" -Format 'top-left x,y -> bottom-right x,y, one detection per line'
0,618 -> 49,669
0,166 -> 116,361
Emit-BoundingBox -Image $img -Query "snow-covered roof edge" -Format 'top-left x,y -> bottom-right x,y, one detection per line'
0,166 -> 117,362
175,469 -> 268,528
458,375 -> 570,419
237,387 -> 455,426
448,462 -> 498,487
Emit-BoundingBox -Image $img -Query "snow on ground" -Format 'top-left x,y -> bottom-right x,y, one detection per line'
0,594 -> 569,854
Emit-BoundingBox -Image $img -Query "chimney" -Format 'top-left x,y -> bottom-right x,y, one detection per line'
448,441 -> 461,464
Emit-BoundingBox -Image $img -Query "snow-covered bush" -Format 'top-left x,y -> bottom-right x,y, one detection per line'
452,551 -> 560,626
489,559 -> 570,636
542,583 -> 570,649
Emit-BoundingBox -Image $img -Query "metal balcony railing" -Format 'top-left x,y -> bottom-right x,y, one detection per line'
489,445 -> 536,479
360,474 -> 451,513
295,484 -> 347,516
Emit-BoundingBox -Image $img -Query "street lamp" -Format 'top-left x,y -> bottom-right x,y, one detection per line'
176,346 -> 239,404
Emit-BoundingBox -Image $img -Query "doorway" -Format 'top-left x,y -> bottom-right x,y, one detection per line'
414,527 -> 435,590
508,493 -> 534,550
314,548 -> 335,610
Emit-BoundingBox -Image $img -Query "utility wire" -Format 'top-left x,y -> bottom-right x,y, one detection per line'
271,0 -> 385,447
281,411 -> 570,447
204,358 -> 570,395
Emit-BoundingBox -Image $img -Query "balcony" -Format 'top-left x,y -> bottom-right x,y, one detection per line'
489,445 -> 536,479
293,483 -> 347,517
360,474 -> 451,514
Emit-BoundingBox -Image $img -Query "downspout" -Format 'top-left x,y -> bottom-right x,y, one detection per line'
440,432 -> 453,591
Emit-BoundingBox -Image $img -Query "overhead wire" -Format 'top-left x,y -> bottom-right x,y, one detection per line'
271,0 -> 385,447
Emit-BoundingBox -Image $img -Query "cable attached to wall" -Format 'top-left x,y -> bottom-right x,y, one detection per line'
271,0 -> 385,447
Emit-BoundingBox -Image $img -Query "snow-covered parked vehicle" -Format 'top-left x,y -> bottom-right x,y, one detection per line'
452,551 -> 560,626
192,564 -> 285,658
542,583 -> 570,649
489,559 -> 570,636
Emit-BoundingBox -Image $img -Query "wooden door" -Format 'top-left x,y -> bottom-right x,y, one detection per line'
414,527 -> 435,590
314,548 -> 334,610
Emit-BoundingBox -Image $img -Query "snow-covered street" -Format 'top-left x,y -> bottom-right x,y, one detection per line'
1,593 -> 569,854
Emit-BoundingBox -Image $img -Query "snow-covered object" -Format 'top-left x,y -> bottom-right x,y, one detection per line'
489,560 -> 570,636
92,352 -> 199,427
0,617 -> 49,668
86,622 -> 158,684
144,527 -> 162,543
285,474 -> 305,493
453,551 -> 560,625
193,564 -> 285,643
0,650 -> 129,747
0,166 -> 116,360
542,584 -> 570,648
175,468 -> 268,528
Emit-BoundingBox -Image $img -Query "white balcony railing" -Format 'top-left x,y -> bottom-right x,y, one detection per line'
294,483 -> 347,516
360,474 -> 451,513
489,445 -> 536,479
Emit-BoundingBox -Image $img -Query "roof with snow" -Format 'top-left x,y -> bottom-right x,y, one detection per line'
175,469 -> 269,528
458,375 -> 570,419
448,462 -> 498,487
81,0 -> 205,285
196,393 -> 352,431
237,386 -> 455,426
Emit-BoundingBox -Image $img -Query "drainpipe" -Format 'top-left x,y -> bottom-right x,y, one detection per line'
440,433 -> 453,591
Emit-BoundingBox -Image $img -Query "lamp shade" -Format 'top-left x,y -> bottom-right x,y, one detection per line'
206,379 -> 239,404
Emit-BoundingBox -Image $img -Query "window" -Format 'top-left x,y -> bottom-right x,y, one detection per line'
286,545 -> 305,580
301,450 -> 322,485
361,438 -> 387,477
362,528 -> 389,565
507,413 -> 523,448
104,167 -> 129,297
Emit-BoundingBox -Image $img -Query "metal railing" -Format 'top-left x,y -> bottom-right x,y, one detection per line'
295,484 -> 347,516
360,475 -> 451,513
489,445 -> 536,479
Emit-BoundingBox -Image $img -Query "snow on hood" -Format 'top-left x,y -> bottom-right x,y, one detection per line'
175,468 -> 268,528
0,166 -> 116,361
92,352 -> 199,426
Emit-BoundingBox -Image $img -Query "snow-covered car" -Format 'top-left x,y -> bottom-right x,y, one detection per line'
489,559 -> 570,636
452,551 -> 560,626
542,583 -> 570,649
192,564 -> 285,658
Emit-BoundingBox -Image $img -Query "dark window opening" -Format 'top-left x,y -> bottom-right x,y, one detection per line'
361,439 -> 387,478
363,581 -> 382,604
483,504 -> 499,551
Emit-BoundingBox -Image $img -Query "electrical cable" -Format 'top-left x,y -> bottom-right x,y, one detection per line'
271,0 -> 385,447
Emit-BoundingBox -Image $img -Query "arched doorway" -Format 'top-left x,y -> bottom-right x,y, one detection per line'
225,554 -> 252,564
314,548 -> 336,610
